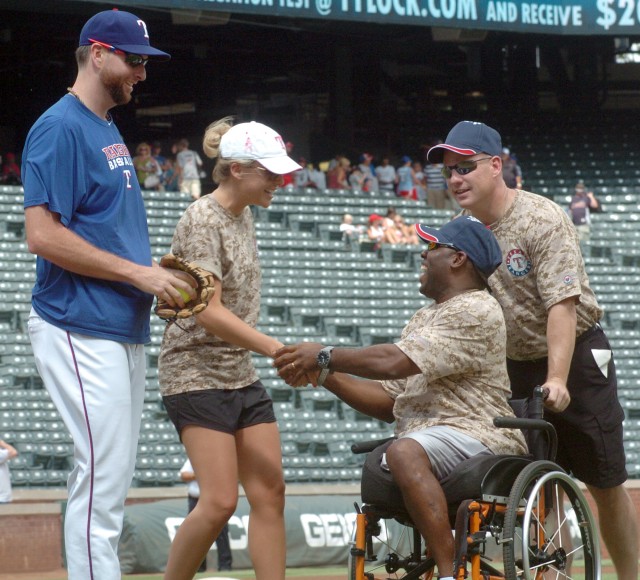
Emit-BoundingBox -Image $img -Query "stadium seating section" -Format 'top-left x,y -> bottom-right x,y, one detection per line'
3,119 -> 640,487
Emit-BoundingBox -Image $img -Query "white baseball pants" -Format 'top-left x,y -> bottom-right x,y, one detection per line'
28,309 -> 146,579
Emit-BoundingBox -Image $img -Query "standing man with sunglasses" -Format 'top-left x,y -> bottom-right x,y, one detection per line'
21,10 -> 193,579
427,121 -> 638,580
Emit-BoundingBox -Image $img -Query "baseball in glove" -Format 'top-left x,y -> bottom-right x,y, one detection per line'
154,254 -> 216,322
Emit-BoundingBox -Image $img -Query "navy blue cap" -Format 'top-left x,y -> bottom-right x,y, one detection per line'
80,10 -> 170,60
427,121 -> 502,164
415,215 -> 502,279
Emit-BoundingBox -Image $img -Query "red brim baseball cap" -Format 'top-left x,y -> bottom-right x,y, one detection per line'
427,121 -> 502,164
415,215 -> 502,279
80,9 -> 171,60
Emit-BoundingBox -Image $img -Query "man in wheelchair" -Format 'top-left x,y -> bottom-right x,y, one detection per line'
275,216 -> 528,579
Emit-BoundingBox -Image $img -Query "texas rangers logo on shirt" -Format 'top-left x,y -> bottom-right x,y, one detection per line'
102,143 -> 134,171
505,248 -> 532,277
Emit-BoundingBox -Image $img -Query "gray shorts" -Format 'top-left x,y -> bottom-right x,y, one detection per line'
393,426 -> 493,480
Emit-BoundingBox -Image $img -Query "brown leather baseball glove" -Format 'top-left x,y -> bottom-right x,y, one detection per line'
154,254 -> 216,322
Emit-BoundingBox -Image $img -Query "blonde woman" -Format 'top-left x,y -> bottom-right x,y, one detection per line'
159,117 -> 300,580
133,141 -> 162,189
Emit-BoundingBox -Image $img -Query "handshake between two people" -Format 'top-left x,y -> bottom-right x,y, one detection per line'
273,343 -> 325,388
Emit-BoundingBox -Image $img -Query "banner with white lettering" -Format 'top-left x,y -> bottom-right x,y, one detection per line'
75,0 -> 640,35
118,495 -> 411,573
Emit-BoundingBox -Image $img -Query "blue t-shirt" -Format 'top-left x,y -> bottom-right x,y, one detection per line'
397,166 -> 414,192
22,95 -> 153,343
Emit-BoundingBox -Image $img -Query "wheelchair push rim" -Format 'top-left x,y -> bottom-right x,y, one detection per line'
503,461 -> 601,580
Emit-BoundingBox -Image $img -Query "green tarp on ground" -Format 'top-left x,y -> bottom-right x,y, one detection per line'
118,494 -> 410,573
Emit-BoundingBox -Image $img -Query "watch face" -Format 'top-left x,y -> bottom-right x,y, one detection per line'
317,350 -> 330,368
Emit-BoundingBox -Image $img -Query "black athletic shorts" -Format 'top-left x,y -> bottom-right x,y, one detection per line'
507,324 -> 627,489
163,380 -> 276,437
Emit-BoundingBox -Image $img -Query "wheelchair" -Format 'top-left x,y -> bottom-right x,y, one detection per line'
348,387 -> 601,580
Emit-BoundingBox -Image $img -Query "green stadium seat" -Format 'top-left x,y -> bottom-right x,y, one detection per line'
5,176 -> 640,484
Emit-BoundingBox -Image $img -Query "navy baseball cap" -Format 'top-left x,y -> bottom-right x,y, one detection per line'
415,215 -> 502,279
80,10 -> 171,60
426,121 -> 502,164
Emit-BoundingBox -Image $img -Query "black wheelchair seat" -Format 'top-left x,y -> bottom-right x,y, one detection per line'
360,438 -> 533,525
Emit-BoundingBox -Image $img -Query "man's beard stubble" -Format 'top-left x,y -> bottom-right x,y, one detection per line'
102,69 -> 131,107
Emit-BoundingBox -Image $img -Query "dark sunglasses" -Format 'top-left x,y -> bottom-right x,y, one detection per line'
90,39 -> 149,68
441,156 -> 493,179
425,241 -> 460,252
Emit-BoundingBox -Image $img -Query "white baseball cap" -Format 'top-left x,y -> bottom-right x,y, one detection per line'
220,121 -> 301,175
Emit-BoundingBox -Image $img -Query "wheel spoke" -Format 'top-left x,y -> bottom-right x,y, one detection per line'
503,462 -> 601,580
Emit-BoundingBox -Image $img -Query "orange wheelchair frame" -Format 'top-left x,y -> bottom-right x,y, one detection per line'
348,387 -> 601,580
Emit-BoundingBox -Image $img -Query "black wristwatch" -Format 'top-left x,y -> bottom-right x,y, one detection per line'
316,346 -> 335,387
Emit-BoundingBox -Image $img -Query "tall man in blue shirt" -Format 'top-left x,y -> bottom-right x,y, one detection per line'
22,10 -> 194,579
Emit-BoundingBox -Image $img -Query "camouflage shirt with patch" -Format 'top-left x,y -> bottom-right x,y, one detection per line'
158,196 -> 260,396
472,190 -> 602,360
383,290 -> 527,456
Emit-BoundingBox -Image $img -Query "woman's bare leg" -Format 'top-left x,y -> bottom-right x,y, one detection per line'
237,422 -> 286,580
163,426 -> 238,580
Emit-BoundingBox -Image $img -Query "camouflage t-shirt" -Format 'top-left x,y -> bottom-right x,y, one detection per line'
383,290 -> 527,456
158,195 -> 261,395
475,190 -> 602,360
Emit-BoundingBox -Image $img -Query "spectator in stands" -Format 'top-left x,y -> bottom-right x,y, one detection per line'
348,163 -> 367,192
176,138 -> 204,200
367,213 -> 386,248
0,439 -> 18,503
327,152 -> 349,175
569,181 -> 601,244
274,216 -> 527,580
501,147 -> 522,189
1,152 -> 21,185
327,156 -> 350,190
21,10 -> 184,580
375,156 -> 398,194
293,157 -> 313,188
179,459 -> 233,572
133,141 -> 163,190
158,118 -> 300,580
307,162 -> 327,190
282,141 -> 295,187
396,156 -> 418,200
427,120 -> 638,580
152,140 -> 168,170
391,212 -> 419,245
162,157 -> 180,192
422,141 -> 450,209
339,212 -> 364,246
413,161 -> 427,202
382,205 -> 397,230
358,152 -> 378,193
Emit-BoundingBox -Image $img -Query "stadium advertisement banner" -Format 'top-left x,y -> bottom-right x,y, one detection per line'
118,495 -> 411,572
76,0 -> 640,35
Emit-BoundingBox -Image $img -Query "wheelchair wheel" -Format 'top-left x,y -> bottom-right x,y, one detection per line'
502,460 -> 601,580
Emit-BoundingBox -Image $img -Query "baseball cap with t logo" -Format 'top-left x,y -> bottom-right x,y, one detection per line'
79,9 -> 171,60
